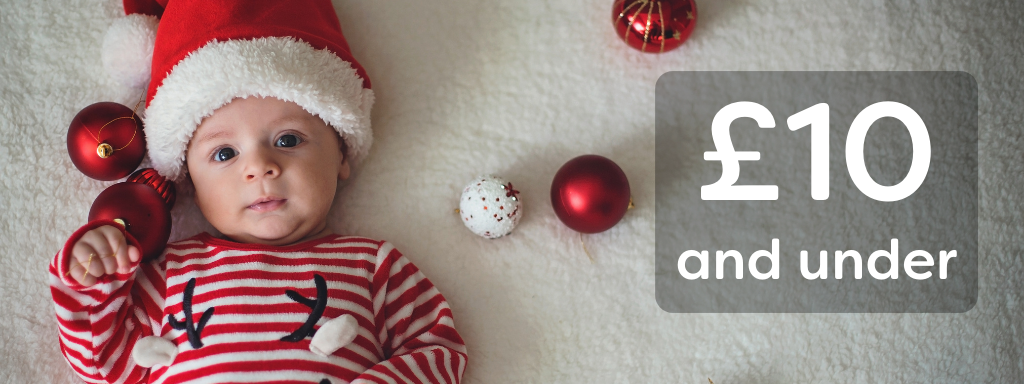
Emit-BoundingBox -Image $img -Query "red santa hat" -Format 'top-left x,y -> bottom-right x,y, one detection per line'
102,0 -> 373,182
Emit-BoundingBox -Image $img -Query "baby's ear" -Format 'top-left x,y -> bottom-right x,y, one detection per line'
338,154 -> 351,181
337,136 -> 350,181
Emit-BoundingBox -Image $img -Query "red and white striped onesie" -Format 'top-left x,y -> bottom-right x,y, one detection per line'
49,220 -> 468,384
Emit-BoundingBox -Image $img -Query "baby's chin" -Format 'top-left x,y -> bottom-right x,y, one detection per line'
221,219 -> 320,246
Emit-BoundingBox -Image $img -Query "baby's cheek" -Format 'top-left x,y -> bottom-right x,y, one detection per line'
311,172 -> 339,207
194,177 -> 237,224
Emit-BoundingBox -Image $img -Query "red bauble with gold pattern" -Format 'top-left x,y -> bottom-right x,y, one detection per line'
128,168 -> 177,209
67,102 -> 147,180
550,155 -> 631,233
612,0 -> 697,53
88,182 -> 171,261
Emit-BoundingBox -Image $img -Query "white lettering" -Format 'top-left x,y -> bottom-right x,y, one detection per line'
939,250 -> 957,279
800,250 -> 828,280
716,250 -> 744,279
749,239 -> 779,280
678,250 -> 709,280
868,239 -> 900,280
904,250 -> 934,280
835,250 -> 863,279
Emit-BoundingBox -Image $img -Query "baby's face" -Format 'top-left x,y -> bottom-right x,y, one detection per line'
185,96 -> 350,246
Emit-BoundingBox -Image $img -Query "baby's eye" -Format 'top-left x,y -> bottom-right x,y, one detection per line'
276,134 -> 302,147
213,147 -> 237,162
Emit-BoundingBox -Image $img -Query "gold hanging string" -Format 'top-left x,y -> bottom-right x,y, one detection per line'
578,196 -> 633,264
579,233 -> 594,264
65,243 -> 121,280
85,92 -> 146,154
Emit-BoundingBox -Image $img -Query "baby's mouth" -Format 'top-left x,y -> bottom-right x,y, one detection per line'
248,198 -> 286,212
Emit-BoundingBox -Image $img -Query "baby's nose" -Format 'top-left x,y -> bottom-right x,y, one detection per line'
246,168 -> 277,180
245,154 -> 281,180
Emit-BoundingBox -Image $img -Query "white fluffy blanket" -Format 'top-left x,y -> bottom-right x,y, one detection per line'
1,0 -> 1021,382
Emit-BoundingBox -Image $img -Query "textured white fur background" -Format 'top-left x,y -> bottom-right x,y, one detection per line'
1,0 -> 1022,383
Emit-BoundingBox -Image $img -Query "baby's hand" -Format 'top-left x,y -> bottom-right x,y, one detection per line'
67,225 -> 141,287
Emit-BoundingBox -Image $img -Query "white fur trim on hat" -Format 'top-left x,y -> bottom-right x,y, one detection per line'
144,37 -> 374,182
102,14 -> 159,89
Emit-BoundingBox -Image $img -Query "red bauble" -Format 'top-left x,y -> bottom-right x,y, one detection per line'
550,155 -> 631,233
67,102 -> 147,181
127,168 -> 177,209
89,182 -> 172,261
612,0 -> 697,53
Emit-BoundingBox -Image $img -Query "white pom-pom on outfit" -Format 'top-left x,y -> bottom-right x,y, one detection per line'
132,336 -> 178,368
308,314 -> 360,357
101,14 -> 159,89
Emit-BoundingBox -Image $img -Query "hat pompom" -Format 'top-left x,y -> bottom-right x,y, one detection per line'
102,14 -> 159,89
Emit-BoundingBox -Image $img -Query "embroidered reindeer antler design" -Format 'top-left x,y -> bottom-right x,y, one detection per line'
281,274 -> 328,342
167,278 -> 215,349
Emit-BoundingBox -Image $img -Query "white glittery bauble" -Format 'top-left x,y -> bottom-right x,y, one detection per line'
459,175 -> 522,239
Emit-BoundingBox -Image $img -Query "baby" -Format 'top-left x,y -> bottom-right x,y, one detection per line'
48,1 -> 467,383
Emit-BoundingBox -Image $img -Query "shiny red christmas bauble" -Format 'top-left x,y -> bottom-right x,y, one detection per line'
612,0 -> 697,53
89,182 -> 171,261
67,102 -> 146,180
127,168 -> 176,209
550,155 -> 631,233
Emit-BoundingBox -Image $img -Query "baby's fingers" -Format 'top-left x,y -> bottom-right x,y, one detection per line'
66,261 -> 98,286
103,227 -> 132,274
92,239 -> 119,276
116,245 -> 142,274
128,245 -> 141,263
69,248 -> 103,286
97,225 -> 130,275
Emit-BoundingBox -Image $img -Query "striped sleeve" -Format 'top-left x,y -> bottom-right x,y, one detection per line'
354,242 -> 469,384
48,220 -> 167,384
